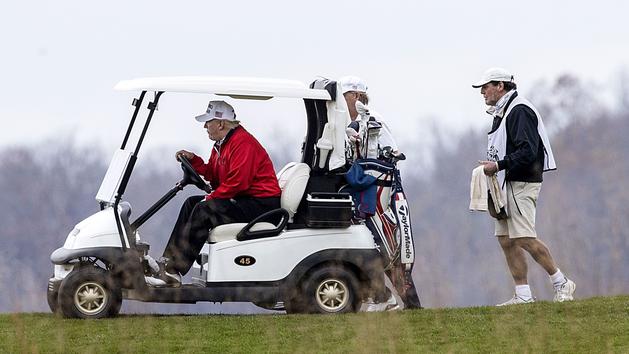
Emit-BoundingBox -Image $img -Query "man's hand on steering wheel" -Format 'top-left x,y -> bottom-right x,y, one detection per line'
175,150 -> 195,161
177,153 -> 212,193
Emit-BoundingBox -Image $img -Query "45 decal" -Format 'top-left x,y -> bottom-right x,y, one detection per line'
234,255 -> 256,266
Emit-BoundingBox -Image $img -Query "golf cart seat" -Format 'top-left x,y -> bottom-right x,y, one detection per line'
208,222 -> 277,243
208,162 -> 310,243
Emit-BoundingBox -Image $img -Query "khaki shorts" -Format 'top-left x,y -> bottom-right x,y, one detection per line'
495,181 -> 542,238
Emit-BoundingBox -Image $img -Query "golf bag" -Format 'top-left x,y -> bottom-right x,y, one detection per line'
347,158 -> 422,309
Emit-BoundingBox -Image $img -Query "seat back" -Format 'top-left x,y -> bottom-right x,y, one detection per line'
276,162 -> 310,217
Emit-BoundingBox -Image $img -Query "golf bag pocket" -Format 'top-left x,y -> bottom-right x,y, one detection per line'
349,159 -> 395,217
345,162 -> 378,217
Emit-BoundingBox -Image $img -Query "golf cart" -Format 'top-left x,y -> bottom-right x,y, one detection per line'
47,76 -> 386,319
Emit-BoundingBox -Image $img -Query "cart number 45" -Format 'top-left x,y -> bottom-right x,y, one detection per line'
234,256 -> 256,266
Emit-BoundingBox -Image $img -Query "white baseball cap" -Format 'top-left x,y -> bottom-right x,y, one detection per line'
472,67 -> 515,88
195,100 -> 237,123
339,76 -> 368,94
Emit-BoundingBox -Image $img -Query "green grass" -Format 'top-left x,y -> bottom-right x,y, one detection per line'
1,296 -> 628,353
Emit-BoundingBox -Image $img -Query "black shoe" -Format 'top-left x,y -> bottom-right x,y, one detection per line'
145,258 -> 182,287
161,270 -> 182,287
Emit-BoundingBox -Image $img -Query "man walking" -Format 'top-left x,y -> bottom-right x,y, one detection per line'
473,68 -> 576,306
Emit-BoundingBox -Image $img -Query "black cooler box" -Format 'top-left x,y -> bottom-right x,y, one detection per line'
305,192 -> 352,228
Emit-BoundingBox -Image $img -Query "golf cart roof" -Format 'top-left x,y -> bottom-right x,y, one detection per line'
97,76 -> 349,204
114,76 -> 332,100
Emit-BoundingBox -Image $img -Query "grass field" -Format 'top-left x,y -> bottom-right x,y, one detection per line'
1,295 -> 627,353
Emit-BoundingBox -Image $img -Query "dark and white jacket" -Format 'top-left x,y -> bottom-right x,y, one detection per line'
487,91 -> 556,184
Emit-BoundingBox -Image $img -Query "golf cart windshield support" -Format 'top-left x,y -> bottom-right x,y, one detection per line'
134,91 -> 163,157
121,91 -> 147,150
114,91 -> 164,202
113,91 -> 164,251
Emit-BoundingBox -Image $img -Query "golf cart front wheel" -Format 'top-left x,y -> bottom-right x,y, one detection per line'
303,265 -> 360,314
47,277 -> 60,314
58,266 -> 122,319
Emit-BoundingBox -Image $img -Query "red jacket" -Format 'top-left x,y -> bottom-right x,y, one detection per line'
190,126 -> 281,200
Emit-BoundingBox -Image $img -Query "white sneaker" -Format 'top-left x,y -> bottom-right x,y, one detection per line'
496,295 -> 535,306
385,294 -> 401,311
363,298 -> 386,312
553,278 -> 576,302
365,303 -> 388,312
144,275 -> 167,287
271,302 -> 286,311
363,295 -> 400,312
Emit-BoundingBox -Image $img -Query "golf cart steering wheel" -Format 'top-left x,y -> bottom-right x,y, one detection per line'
178,156 -> 212,193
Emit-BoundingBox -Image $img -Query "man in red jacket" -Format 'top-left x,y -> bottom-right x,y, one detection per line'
151,100 -> 281,286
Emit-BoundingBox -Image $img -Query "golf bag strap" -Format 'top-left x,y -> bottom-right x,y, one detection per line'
375,179 -> 392,187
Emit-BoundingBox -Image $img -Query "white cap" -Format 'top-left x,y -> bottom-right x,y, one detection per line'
195,100 -> 237,123
472,67 -> 515,88
339,76 -> 368,94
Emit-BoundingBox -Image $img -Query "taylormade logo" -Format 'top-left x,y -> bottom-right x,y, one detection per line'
398,204 -> 412,260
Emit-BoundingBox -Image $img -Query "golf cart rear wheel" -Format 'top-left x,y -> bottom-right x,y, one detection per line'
303,265 -> 360,314
58,266 -> 122,319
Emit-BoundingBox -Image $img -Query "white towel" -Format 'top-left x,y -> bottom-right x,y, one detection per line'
469,166 -> 488,211
469,165 -> 506,213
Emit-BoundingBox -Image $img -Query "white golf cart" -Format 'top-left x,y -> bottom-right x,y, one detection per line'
47,76 -> 386,319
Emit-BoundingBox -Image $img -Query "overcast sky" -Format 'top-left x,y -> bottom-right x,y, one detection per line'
2,0 -> 629,157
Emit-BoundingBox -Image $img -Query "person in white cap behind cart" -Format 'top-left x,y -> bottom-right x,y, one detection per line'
339,76 -> 398,156
339,76 -> 422,312
146,100 -> 281,287
473,68 -> 576,305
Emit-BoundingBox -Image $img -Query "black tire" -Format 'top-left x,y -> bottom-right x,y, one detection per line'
301,265 -> 361,314
58,267 -> 122,319
47,278 -> 59,314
